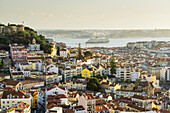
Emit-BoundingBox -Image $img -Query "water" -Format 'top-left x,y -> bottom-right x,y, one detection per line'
49,37 -> 170,48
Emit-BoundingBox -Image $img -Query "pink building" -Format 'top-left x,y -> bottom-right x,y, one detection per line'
10,44 -> 27,62
10,44 -> 25,49
78,94 -> 96,113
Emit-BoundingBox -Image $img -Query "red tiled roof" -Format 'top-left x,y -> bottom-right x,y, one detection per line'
65,109 -> 74,113
47,103 -> 58,109
95,105 -> 108,112
2,87 -> 29,99
11,72 -> 24,75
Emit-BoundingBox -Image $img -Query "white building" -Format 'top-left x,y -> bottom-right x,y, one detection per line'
160,66 -> 170,82
0,50 -> 9,59
47,107 -> 62,113
38,73 -> 62,85
70,51 -> 77,57
62,66 -> 77,80
46,64 -> 58,74
46,86 -> 68,96
73,105 -> 87,113
104,66 -> 111,75
130,71 -> 140,82
22,69 -> 31,77
28,60 -> 42,72
116,67 -> 131,81
46,86 -> 69,105
28,38 -> 40,51
116,90 -> 143,97
60,49 -> 67,57
126,42 -> 136,49
1,87 -> 31,111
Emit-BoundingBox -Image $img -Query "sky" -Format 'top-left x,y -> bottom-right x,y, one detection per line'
1,0 -> 170,29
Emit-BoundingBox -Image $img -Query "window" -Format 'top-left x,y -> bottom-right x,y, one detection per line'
7,101 -> 9,104
3,101 -> 5,104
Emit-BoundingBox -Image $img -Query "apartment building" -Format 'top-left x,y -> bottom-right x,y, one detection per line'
1,87 -> 31,111
160,66 -> 170,82
78,94 -> 96,113
116,67 -> 131,81
9,44 -> 27,61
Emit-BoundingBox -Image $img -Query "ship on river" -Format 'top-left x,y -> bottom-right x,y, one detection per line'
86,37 -> 109,44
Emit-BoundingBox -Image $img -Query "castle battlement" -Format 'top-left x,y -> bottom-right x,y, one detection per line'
0,24 -> 24,34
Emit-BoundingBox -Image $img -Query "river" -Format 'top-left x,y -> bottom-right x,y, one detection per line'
49,37 -> 170,48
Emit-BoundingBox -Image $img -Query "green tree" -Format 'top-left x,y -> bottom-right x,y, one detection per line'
0,60 -> 3,70
17,31 -> 26,37
43,44 -> 53,54
84,51 -> 93,57
110,56 -> 116,77
86,77 -> 101,91
89,77 -> 100,85
87,82 -> 98,91
96,74 -> 103,79
78,43 -> 82,59
104,75 -> 108,79
57,46 -> 60,55
0,25 -> 53,54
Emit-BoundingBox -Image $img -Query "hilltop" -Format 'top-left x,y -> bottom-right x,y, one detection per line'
0,24 -> 52,54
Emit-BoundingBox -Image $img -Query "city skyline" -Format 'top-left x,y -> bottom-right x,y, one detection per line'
1,0 -> 170,29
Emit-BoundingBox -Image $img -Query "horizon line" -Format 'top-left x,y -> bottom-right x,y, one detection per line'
36,28 -> 170,31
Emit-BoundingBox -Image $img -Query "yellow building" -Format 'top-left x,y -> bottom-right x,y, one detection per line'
0,74 -> 10,81
81,67 -> 97,78
29,61 -> 36,70
49,42 -> 57,57
109,83 -> 121,93
150,75 -> 157,83
148,66 -> 162,79
152,101 -> 161,110
29,91 -> 38,108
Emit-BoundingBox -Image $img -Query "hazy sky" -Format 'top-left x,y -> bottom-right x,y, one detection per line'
1,0 -> 170,29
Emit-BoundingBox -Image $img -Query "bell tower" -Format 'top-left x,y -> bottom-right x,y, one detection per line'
32,38 -> 36,44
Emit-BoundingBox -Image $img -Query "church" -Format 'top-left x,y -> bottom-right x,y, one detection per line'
27,38 -> 44,54
28,38 -> 40,51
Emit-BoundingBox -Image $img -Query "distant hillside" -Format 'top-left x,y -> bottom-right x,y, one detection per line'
38,29 -> 170,38
0,24 -> 52,54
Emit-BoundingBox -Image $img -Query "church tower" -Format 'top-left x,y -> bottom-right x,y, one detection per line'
32,38 -> 36,44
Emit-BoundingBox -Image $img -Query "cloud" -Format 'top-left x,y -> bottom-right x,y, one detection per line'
29,11 -> 54,18
17,8 -> 22,11
65,13 -> 73,19
29,11 -> 36,16
40,12 -> 45,16
47,13 -> 53,17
